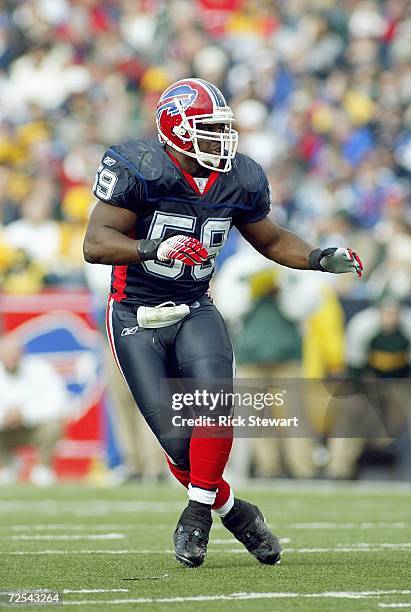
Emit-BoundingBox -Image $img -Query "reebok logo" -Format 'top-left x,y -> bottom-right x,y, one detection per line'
121,326 -> 139,336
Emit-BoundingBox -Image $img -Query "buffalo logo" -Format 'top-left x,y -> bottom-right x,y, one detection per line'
157,85 -> 198,119
8,312 -> 104,420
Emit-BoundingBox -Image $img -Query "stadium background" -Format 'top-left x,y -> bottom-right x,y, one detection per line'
0,0 -> 410,483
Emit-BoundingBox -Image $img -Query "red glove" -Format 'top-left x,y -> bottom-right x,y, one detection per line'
157,235 -> 209,266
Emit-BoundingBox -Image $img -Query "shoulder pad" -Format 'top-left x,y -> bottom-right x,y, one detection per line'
233,153 -> 264,193
109,139 -> 167,182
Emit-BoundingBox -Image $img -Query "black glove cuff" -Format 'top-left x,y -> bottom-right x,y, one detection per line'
309,247 -> 337,271
137,238 -> 162,261
308,248 -> 325,271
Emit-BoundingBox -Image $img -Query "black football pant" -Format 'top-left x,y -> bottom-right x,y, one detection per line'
106,295 -> 234,471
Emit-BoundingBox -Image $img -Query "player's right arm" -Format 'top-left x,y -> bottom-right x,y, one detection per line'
83,200 -> 209,266
83,201 -> 143,265
83,148 -> 208,267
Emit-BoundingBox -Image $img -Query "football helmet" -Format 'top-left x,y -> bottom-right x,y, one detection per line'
156,78 -> 238,173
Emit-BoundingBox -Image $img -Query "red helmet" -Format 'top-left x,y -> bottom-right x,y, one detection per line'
156,78 -> 238,173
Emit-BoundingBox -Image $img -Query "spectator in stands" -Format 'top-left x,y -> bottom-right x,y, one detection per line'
326,294 -> 411,479
0,334 -> 69,486
3,180 -> 60,267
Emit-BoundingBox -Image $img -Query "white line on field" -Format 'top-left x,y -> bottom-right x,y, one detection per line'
56,590 -> 411,606
0,508 -> 408,520
288,522 -> 408,530
0,501 -> 183,514
283,543 -> 411,553
6,523 -> 224,532
0,589 -> 130,595
9,524 -> 141,531
2,544 -> 411,555
10,534 -> 125,541
63,589 -> 130,594
3,550 -> 175,555
337,543 -> 411,549
379,605 -> 411,608
4,521 -> 408,532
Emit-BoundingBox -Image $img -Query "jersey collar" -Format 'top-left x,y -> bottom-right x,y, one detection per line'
165,150 -> 220,197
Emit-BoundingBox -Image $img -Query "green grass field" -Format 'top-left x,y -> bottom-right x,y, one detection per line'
0,481 -> 410,611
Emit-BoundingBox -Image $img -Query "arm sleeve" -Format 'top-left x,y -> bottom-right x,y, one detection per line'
233,169 -> 272,227
92,148 -> 144,212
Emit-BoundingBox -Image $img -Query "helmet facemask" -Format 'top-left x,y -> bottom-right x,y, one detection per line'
157,98 -> 238,173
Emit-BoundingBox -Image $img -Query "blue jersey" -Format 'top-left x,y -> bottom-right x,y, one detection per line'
93,139 -> 271,306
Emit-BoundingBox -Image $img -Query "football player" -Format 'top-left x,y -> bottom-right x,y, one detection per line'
83,78 -> 363,568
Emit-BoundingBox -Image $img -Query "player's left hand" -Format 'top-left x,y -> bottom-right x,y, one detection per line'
309,247 -> 363,277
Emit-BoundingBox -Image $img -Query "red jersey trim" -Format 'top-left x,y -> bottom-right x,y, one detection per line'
111,265 -> 128,302
166,150 -> 219,196
110,229 -> 136,302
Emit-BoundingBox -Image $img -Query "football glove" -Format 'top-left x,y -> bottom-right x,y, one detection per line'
138,234 -> 209,267
309,247 -> 363,277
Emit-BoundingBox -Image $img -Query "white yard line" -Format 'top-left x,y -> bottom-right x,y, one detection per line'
63,589 -> 130,594
379,605 -> 411,609
10,534 -> 125,541
0,501 -> 183,514
7,523 -> 216,531
0,507 -> 408,521
337,543 -> 411,549
2,544 -> 410,555
0,588 -> 410,604
284,544 -> 411,553
3,549 -> 175,555
9,524 -> 140,531
288,522 -> 408,530
0,589 -> 130,595
4,521 -> 408,532
59,590 -> 411,606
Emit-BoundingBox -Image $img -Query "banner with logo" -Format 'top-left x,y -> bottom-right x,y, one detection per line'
0,290 -> 105,479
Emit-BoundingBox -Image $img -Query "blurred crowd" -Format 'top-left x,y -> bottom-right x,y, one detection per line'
1,0 -> 411,296
0,0 -> 410,481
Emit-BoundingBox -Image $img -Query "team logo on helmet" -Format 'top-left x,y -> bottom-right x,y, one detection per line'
156,84 -> 198,119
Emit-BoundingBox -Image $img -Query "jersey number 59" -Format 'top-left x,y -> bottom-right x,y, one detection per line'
144,212 -> 231,281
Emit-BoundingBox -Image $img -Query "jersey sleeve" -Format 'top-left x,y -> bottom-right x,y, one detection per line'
233,168 -> 272,227
92,148 -> 143,212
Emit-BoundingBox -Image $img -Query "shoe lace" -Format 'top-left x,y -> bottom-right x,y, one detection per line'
179,526 -> 207,548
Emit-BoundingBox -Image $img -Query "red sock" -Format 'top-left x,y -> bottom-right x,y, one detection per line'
165,456 -> 190,488
165,454 -> 232,510
213,478 -> 231,510
189,424 -> 233,503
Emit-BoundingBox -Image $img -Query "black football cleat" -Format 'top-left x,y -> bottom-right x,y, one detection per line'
173,501 -> 212,568
221,498 -> 282,565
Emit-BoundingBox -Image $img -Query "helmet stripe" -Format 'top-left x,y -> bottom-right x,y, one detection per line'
194,78 -> 227,110
206,81 -> 227,107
